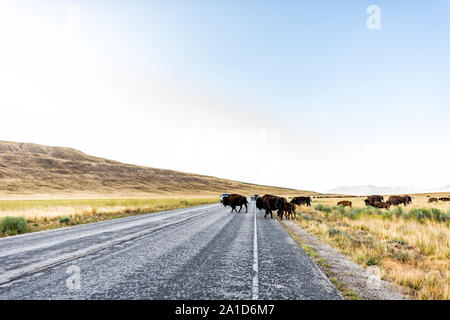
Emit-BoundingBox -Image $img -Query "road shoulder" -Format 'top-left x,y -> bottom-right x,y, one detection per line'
281,220 -> 406,300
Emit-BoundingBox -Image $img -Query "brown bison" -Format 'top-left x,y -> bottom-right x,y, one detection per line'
222,194 -> 248,213
337,200 -> 352,207
257,194 -> 279,219
290,196 -> 311,206
372,201 -> 390,210
283,202 -> 296,219
276,197 -> 289,219
428,197 -> 438,203
368,195 -> 384,203
387,195 -> 408,206
257,194 -> 287,219
403,195 -> 412,205
439,197 -> 450,202
364,195 -> 384,206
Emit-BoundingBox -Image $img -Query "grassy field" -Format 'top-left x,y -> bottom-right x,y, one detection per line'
0,197 -> 218,238
291,193 -> 450,300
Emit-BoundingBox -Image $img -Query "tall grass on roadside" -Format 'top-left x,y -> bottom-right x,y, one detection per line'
0,216 -> 29,236
313,203 -> 450,223
293,202 -> 450,300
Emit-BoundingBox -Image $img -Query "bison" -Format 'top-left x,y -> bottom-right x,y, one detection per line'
276,197 -> 289,219
290,196 -> 311,206
283,202 -> 296,220
337,200 -> 352,207
403,195 -> 412,205
372,201 -> 390,210
364,195 -> 384,206
368,195 -> 384,203
222,194 -> 248,213
428,197 -> 438,203
387,195 -> 408,206
257,194 -> 286,219
439,197 -> 450,202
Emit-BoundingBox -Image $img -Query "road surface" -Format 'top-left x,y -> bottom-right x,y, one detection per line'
0,201 -> 342,299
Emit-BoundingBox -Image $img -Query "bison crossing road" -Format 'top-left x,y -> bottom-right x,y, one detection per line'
222,194 -> 249,213
223,194 -> 310,220
221,194 -> 311,220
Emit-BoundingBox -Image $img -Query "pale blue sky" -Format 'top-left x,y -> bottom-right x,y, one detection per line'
1,1 -> 449,191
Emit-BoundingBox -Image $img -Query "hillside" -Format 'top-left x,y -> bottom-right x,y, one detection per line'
0,141 -> 315,199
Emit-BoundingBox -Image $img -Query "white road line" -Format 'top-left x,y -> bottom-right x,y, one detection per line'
252,203 -> 259,300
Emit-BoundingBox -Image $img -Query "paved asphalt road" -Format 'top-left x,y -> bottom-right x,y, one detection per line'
0,201 -> 342,300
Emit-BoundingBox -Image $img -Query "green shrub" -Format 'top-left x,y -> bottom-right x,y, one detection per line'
328,228 -> 344,236
392,206 -> 403,217
315,203 -> 332,213
336,205 -> 346,215
357,253 -> 380,266
430,208 -> 450,222
404,208 -> 449,222
59,216 -> 71,224
0,216 -> 29,235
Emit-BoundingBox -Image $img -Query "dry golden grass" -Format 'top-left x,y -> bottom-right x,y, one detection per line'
292,194 -> 450,300
0,197 -> 218,237
312,193 -> 450,212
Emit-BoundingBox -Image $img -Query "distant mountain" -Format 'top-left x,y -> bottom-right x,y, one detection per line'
0,140 -> 317,198
326,185 -> 450,196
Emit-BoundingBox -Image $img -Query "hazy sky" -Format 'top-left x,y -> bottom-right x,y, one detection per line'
0,1 -> 449,192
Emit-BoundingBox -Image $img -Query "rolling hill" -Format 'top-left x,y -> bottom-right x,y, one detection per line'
0,140 -> 315,199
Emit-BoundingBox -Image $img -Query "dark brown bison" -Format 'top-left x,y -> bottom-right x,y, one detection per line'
439,197 -> 450,202
403,195 -> 412,205
257,194 -> 279,218
387,196 -> 408,206
368,195 -> 384,203
428,197 -> 438,203
364,195 -> 384,206
290,196 -> 311,206
257,194 -> 286,219
283,202 -> 296,219
372,201 -> 390,210
256,196 -> 264,211
337,200 -> 352,207
276,197 -> 289,219
222,194 -> 248,213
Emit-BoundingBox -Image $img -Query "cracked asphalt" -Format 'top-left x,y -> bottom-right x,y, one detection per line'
0,201 -> 342,300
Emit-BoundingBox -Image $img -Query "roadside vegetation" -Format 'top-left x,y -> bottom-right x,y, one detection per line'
0,198 -> 217,238
293,195 -> 450,300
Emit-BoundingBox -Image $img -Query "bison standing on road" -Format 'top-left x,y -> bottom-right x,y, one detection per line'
337,200 -> 352,207
222,194 -> 248,213
257,194 -> 286,219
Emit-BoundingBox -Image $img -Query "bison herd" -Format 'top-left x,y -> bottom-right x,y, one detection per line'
428,197 -> 450,203
222,192 -> 448,218
358,194 -> 412,210
221,193 -> 311,220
